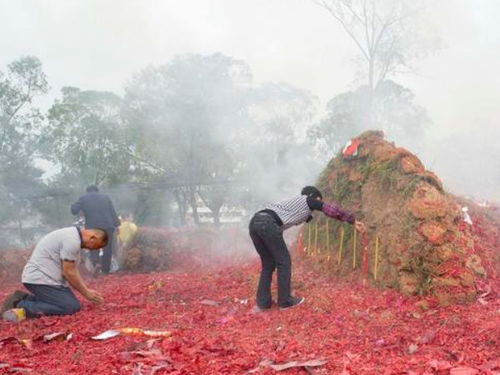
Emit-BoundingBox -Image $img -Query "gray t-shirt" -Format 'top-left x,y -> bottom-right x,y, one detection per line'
22,227 -> 82,287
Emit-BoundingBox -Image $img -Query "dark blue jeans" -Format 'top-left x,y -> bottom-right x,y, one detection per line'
89,227 -> 116,273
249,212 -> 293,308
16,283 -> 81,318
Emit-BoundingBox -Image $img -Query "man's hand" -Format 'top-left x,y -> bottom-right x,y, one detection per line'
63,261 -> 104,304
85,289 -> 104,304
354,220 -> 366,233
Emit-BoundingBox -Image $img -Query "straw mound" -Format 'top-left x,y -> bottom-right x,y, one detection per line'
307,130 -> 499,305
122,226 -> 252,272
0,247 -> 31,284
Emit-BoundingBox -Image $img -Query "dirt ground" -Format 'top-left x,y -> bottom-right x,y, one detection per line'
1,131 -> 498,374
0,247 -> 499,375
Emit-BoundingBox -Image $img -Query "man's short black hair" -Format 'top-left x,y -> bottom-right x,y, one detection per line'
90,228 -> 108,245
301,186 -> 322,200
86,185 -> 99,193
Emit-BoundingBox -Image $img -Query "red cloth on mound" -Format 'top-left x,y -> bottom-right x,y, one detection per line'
342,138 -> 361,158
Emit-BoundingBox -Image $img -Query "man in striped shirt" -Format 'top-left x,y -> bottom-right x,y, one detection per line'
249,186 -> 365,311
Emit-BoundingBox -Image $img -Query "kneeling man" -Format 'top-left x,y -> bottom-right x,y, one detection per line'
1,227 -> 107,322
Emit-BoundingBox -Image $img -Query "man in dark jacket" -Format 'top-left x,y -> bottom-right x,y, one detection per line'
71,185 -> 120,274
249,186 -> 365,311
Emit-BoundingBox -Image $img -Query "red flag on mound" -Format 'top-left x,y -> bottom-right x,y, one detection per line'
342,139 -> 361,158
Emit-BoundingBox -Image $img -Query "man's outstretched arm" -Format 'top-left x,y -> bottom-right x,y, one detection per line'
62,261 -> 104,304
306,197 -> 365,232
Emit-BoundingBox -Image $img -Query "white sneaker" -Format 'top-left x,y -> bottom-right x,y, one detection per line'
2,308 -> 26,323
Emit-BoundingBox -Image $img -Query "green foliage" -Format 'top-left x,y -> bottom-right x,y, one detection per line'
0,56 -> 48,232
332,174 -> 352,203
373,159 -> 399,191
308,81 -> 430,156
307,90 -> 362,156
122,53 -> 320,221
407,244 -> 436,295
357,157 -> 374,181
239,82 -> 319,202
31,190 -> 76,228
401,176 -> 421,198
400,213 -> 418,239
41,87 -> 133,188
121,53 -> 252,223
132,190 -> 175,226
123,53 -> 249,176
315,163 -> 334,192
0,56 -> 48,169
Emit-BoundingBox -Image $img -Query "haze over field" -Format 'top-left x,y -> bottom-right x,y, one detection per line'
0,0 -> 499,245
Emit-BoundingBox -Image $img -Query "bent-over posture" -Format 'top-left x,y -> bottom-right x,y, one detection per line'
249,186 -> 365,311
1,227 -> 107,322
71,185 -> 120,274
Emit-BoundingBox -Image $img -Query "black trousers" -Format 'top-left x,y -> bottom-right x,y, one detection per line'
89,227 -> 116,273
249,212 -> 293,308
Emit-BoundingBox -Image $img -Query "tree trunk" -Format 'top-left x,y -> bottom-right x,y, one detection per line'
212,205 -> 221,226
198,191 -> 224,227
368,57 -> 375,91
188,187 -> 200,225
16,208 -> 26,246
173,189 -> 187,226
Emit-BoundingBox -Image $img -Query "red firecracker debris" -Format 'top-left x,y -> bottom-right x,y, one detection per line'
0,227 -> 499,375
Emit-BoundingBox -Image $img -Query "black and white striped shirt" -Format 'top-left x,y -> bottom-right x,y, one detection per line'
259,195 -> 355,230
264,196 -> 313,230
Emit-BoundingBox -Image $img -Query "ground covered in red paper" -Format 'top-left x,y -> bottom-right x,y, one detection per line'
1,255 -> 498,375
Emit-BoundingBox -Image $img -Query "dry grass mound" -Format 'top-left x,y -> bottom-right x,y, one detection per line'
0,248 -> 32,284
304,130 -> 499,305
122,226 -> 253,272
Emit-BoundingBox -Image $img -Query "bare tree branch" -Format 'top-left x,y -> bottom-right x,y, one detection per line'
6,78 -> 33,124
362,0 -> 372,54
315,0 -> 428,89
314,0 -> 370,61
370,0 -> 377,51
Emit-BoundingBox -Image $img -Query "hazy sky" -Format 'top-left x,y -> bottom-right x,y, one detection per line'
1,0 -> 499,199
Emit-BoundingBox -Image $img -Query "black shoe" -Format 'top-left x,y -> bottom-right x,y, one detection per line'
279,296 -> 305,310
1,290 -> 28,314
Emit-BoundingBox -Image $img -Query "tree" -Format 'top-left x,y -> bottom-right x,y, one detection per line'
245,83 -> 317,157
309,0 -> 436,156
0,56 -> 48,244
236,82 -> 319,201
315,0 -> 432,90
122,53 -> 251,224
197,145 -> 237,225
308,80 -> 430,156
123,55 -> 321,223
42,87 -> 134,188
0,56 -> 48,181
